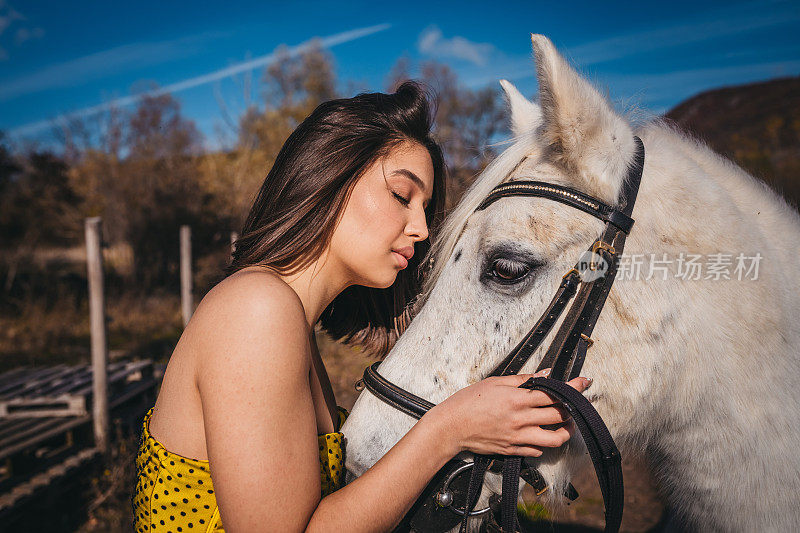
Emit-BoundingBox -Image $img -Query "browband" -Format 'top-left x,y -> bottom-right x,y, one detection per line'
476,181 -> 635,234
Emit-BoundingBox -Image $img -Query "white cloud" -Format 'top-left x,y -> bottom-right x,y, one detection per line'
7,23 -> 392,138
417,25 -> 495,66
14,25 -> 44,46
0,1 -> 23,38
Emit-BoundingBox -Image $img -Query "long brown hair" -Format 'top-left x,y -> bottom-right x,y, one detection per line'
227,81 -> 446,357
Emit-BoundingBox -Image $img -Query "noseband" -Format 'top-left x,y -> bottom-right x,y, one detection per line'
360,137 -> 645,532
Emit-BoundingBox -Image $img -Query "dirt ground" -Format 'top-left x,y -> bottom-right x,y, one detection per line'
518,456 -> 667,532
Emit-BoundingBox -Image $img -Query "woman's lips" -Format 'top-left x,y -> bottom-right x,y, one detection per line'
392,251 -> 409,269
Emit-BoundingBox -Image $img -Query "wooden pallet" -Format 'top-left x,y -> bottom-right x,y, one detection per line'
0,447 -> 101,515
0,360 -> 153,418
0,360 -> 160,527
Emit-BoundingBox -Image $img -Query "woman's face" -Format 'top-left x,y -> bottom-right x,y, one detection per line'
329,140 -> 434,289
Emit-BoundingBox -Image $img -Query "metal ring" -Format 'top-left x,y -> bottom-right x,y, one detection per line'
437,461 -> 492,516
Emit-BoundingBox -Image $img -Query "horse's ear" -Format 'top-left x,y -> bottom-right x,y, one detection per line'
499,79 -> 542,138
531,34 -> 636,203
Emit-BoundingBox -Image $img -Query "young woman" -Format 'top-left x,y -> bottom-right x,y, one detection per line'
132,81 -> 591,532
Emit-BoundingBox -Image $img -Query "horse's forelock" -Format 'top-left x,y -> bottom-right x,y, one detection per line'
414,138 -> 540,314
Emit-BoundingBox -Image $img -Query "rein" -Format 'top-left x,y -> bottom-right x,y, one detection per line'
360,137 -> 645,532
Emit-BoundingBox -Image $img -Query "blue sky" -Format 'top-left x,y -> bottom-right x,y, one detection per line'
1,0 -> 798,150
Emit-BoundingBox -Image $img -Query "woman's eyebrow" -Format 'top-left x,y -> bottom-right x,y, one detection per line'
390,169 -> 433,204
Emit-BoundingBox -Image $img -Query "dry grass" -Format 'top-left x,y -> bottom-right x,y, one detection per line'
0,291 -> 183,372
315,327 -> 376,410
76,433 -> 141,533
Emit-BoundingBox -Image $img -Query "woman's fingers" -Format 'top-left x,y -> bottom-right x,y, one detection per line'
506,445 -> 545,458
517,375 -> 593,408
494,369 -> 593,396
563,418 -> 577,439
517,405 -> 570,426
512,425 -> 572,448
567,375 -> 593,392
495,367 -> 552,388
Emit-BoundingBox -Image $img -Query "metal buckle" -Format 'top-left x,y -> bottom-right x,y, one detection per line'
580,333 -> 594,347
434,461 -> 493,517
562,268 -> 580,280
591,240 -> 616,257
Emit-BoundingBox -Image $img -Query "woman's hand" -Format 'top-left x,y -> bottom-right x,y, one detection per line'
426,368 -> 593,458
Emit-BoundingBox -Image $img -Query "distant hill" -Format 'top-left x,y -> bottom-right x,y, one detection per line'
665,76 -> 800,211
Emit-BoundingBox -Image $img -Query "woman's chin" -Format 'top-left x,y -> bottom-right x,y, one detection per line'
378,275 -> 398,289
366,270 -> 399,289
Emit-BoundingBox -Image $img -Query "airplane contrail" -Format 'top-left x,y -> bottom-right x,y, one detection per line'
8,23 -> 391,138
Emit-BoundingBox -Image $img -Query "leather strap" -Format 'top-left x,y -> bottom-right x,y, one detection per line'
508,377 -> 623,533
487,269 -> 580,377
476,182 -> 634,234
536,246 -> 617,381
459,456 -> 490,533
363,366 -> 622,532
363,361 -> 433,420
542,136 -> 645,381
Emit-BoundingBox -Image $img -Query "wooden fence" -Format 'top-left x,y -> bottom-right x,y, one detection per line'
0,216 -> 225,527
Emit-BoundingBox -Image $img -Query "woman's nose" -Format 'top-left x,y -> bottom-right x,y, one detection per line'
406,207 -> 429,242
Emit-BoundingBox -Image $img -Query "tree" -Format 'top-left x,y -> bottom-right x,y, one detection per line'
66,91 -> 220,290
0,136 -> 82,294
262,39 -> 337,118
201,41 -> 340,228
419,61 -> 506,209
0,142 -> 80,249
121,92 -> 208,289
385,54 -> 412,93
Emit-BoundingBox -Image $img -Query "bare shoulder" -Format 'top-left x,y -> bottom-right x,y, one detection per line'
188,267 -> 310,383
196,267 -> 307,336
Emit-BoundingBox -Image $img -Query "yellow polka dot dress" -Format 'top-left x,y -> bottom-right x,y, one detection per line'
133,406 -> 348,532
319,407 -> 347,496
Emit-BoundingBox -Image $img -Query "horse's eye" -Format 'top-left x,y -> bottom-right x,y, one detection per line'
490,258 -> 530,282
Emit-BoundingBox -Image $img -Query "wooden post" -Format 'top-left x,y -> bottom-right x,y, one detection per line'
180,225 -> 193,327
85,217 -> 109,455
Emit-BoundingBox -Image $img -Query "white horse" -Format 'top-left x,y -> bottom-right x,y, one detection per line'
342,34 -> 800,532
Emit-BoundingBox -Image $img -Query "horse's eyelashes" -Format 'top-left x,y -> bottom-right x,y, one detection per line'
486,257 -> 541,284
492,258 -> 528,280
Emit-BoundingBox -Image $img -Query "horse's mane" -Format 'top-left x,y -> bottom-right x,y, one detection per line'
413,136 -> 538,314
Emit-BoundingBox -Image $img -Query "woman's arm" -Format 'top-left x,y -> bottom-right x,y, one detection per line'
307,371 -> 586,532
194,272 -> 586,532
195,273 -> 322,531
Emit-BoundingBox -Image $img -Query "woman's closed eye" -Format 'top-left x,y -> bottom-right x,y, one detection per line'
392,191 -> 411,206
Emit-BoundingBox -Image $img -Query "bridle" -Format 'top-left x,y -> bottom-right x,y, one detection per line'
359,137 -> 645,532
361,137 -> 644,532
